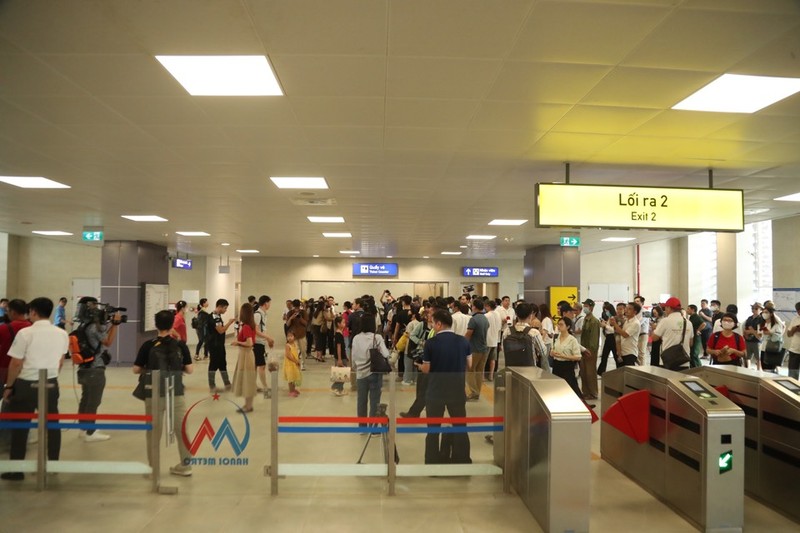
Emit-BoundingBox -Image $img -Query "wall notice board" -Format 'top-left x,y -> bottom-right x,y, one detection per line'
143,283 -> 169,332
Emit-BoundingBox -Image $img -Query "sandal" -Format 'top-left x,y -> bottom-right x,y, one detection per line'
236,406 -> 254,414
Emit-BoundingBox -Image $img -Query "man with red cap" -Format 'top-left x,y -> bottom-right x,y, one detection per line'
651,297 -> 692,369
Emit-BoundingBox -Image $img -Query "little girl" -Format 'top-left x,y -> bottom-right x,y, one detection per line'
331,317 -> 348,396
284,331 -> 302,397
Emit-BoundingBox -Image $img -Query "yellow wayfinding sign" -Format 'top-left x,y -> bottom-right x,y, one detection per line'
550,286 -> 578,319
536,183 -> 744,232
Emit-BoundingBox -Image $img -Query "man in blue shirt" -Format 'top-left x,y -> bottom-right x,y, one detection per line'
422,309 -> 472,464
465,299 -> 489,401
53,297 -> 67,329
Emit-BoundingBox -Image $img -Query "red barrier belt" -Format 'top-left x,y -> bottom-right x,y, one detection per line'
0,412 -> 37,420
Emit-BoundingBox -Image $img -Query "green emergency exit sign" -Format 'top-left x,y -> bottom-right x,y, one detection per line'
719,450 -> 733,474
82,231 -> 104,242
560,236 -> 581,247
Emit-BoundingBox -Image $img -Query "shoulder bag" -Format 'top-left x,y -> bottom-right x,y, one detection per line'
369,334 -> 392,373
763,333 -> 786,367
660,318 -> 689,370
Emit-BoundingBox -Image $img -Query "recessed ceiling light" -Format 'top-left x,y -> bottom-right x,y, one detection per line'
155,55 -> 283,96
601,237 -> 637,242
236,249 -> 259,253
423,256 -> 430,259
744,208 -> 770,215
441,251 -> 462,255
270,177 -> 328,189
308,216 -> 344,223
350,255 -> 356,258
220,242 -> 231,246
459,245 -> 468,249
176,231 -> 210,237
673,74 -> 800,113
32,231 -> 72,236
323,232 -> 352,238
121,215 -> 168,222
0,176 -> 70,189
386,256 -> 393,259
312,255 -> 320,258
466,235 -> 496,240
488,219 -> 527,226
340,250 -> 360,254
774,192 -> 800,202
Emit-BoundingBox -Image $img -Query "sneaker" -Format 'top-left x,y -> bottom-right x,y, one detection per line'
194,355 -> 201,361
1,472 -> 24,481
401,381 -> 413,386
288,391 -> 299,398
332,389 -> 342,397
466,394 -> 480,402
264,389 -> 272,399
83,431 -> 111,442
169,464 -> 192,477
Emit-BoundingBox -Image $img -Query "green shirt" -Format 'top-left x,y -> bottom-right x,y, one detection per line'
580,313 -> 601,355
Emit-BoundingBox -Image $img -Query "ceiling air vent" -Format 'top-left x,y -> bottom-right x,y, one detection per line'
291,197 -> 337,206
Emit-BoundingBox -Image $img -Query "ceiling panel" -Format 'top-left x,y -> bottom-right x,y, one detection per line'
388,57 -> 502,99
103,97 -> 213,126
487,62 -> 612,103
290,97 -> 384,127
384,128 -> 465,152
528,132 -> 622,161
270,55 -> 386,98
470,102 -> 571,131
385,99 -> 480,128
1,96 -> 128,125
303,127 -> 384,149
630,110 -> 741,139
551,105 -> 660,135
0,54 -> 85,97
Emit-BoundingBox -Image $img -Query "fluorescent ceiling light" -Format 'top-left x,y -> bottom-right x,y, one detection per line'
386,256 -> 393,259
744,208 -> 770,215
312,255 -> 320,258
121,215 -> 167,222
441,251 -> 462,255
220,242 -> 231,246
488,219 -> 527,226
155,55 -> 282,96
339,250 -> 360,254
270,177 -> 328,189
32,231 -> 72,236
0,176 -> 70,189
601,237 -> 637,242
236,249 -> 259,253
459,245 -> 468,249
176,231 -> 210,237
774,192 -> 800,202
466,235 -> 496,240
323,232 -> 352,238
673,74 -> 800,113
308,216 -> 344,223
423,256 -> 430,259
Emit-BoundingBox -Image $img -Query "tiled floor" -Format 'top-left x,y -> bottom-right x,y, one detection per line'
1,356 -> 797,532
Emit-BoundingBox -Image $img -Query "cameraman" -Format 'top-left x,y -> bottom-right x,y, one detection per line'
74,297 -> 121,443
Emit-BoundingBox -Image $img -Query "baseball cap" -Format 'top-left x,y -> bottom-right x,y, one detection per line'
582,299 -> 595,307
751,302 -> 763,310
664,297 -> 682,309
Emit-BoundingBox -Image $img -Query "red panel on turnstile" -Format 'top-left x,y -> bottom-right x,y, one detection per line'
583,401 -> 599,424
714,385 -> 730,398
602,390 -> 650,443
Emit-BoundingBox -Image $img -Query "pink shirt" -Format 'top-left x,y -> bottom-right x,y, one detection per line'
173,313 -> 187,342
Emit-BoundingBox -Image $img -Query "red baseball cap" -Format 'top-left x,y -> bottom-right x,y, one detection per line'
664,297 -> 682,309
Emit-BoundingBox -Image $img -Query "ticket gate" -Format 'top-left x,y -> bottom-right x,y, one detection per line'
684,366 -> 800,523
601,366 -> 745,533
494,367 -> 591,533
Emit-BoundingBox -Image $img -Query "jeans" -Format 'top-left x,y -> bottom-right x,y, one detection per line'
403,353 -> 416,383
195,331 -> 209,356
650,340 -> 662,367
7,378 -> 61,463
745,341 -> 761,368
77,367 -> 106,435
356,373 -> 382,425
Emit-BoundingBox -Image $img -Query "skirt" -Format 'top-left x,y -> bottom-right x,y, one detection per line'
232,345 -> 257,398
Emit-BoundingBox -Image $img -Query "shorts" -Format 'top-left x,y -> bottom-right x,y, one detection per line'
487,346 -> 498,362
254,344 -> 267,367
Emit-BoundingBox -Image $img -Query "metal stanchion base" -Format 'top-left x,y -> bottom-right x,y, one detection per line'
158,485 -> 178,495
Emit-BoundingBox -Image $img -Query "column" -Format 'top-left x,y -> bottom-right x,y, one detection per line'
524,245 -> 580,306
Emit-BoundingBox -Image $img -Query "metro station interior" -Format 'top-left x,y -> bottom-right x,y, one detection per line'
1,2 -> 800,532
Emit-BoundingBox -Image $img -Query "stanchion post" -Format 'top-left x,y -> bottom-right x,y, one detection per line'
270,367 -> 278,496
150,370 -> 161,493
503,372 -> 511,494
36,368 -> 48,491
388,370 -> 396,496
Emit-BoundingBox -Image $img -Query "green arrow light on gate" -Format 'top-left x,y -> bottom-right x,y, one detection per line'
719,451 -> 733,474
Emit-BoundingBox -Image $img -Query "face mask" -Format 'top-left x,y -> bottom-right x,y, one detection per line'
761,312 -> 770,320
583,307 -> 590,314
721,321 -> 734,330
711,306 -> 719,312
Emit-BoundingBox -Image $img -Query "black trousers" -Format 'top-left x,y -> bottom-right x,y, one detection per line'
425,393 -> 470,464
208,344 -> 230,388
598,333 -> 617,375
7,378 -> 61,462
551,360 -> 582,399
406,373 -> 429,416
650,340 -> 662,366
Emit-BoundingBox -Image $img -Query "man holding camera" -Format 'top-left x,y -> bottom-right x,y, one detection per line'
75,297 -> 121,442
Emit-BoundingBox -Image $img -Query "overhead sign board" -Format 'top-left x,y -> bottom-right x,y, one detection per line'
462,267 -> 499,277
82,231 -> 104,242
172,258 -> 192,270
353,263 -> 398,277
560,236 -> 581,247
536,183 -> 744,232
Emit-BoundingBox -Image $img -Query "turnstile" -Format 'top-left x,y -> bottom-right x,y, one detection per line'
494,367 -> 591,533
601,366 -> 745,533
684,365 -> 800,523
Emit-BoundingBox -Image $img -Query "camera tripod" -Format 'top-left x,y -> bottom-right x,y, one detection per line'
356,403 -> 399,465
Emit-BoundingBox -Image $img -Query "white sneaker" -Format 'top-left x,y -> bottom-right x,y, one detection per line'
169,464 -> 193,477
27,433 -> 38,444
83,431 -> 111,442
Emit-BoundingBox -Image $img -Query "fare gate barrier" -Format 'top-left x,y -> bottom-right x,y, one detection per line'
684,365 -> 800,523
493,367 -> 592,533
0,369 -> 175,494
601,366 -> 745,533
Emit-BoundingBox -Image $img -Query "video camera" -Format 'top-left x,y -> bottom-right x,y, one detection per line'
78,298 -> 128,325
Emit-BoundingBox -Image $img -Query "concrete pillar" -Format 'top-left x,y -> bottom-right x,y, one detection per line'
101,241 -> 168,364
523,245 -> 580,306
716,233 -> 737,308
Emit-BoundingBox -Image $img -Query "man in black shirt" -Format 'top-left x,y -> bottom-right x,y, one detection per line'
207,299 -> 235,393
743,303 -> 765,370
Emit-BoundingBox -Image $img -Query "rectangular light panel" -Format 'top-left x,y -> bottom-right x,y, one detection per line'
441,251 -> 462,255
601,237 -> 637,242
176,231 -> 210,236
0,176 -> 70,188
236,249 -> 260,253
673,74 -> 800,113
155,55 -> 283,96
339,250 -> 360,254
308,216 -> 345,223
32,231 -> 72,236
121,215 -> 168,222
270,177 -> 329,189
323,233 -> 352,238
488,219 -> 527,226
466,235 -> 496,240
774,192 -> 800,202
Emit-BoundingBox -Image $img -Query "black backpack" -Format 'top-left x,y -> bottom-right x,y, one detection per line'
143,337 -> 185,397
503,326 -> 536,367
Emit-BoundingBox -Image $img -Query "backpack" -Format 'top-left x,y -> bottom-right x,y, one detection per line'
711,331 -> 745,353
503,326 -> 536,367
69,323 -> 98,366
191,316 -> 199,329
142,337 -> 185,397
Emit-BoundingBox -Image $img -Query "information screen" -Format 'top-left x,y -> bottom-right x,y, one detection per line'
536,183 -> 744,232
681,380 -> 715,399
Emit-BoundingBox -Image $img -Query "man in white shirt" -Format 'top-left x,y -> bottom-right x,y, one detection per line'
651,297 -> 692,368
451,303 -> 471,337
610,302 -> 641,367
484,300 -> 502,381
2,297 -> 69,481
785,301 -> 800,379
634,295 -> 649,365
496,296 -> 516,338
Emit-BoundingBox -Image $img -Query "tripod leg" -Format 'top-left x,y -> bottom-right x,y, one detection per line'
357,433 -> 372,464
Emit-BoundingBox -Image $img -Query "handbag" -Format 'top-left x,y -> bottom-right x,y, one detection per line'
369,334 -> 392,373
330,365 -> 350,383
660,318 -> 689,370
132,377 -> 146,401
395,332 -> 409,353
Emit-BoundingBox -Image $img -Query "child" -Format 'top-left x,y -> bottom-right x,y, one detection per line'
331,317 -> 348,396
284,331 -> 302,397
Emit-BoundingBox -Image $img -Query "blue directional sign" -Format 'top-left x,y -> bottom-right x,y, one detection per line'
172,258 -> 193,270
462,267 -> 499,278
352,263 -> 398,277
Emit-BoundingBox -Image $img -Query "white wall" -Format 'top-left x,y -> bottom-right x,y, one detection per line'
205,256 -> 240,320
773,215 -> 800,288
580,246 -> 635,301
167,255 -> 207,306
